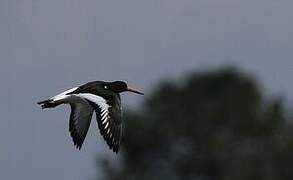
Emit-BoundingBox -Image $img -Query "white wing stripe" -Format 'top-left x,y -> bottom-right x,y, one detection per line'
105,122 -> 109,129
52,87 -> 78,101
101,110 -> 107,117
77,93 -> 110,110
102,113 -> 107,120
102,118 -> 108,124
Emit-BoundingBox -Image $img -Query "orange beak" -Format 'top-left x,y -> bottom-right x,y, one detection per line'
126,86 -> 144,95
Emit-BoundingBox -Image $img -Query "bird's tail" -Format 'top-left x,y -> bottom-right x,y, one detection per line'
37,99 -> 60,109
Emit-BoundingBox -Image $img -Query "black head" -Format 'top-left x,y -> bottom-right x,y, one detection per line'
105,81 -> 144,95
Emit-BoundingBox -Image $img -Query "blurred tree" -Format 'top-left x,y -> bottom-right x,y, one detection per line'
96,68 -> 293,180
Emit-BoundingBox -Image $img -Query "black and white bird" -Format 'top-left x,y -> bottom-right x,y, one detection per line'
37,81 -> 144,153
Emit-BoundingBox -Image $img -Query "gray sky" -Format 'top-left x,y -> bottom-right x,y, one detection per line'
1,0 -> 293,179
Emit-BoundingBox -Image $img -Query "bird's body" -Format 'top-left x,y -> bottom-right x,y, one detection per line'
38,81 -> 143,153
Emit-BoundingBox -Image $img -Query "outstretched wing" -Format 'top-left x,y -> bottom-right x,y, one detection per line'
69,99 -> 94,150
76,93 -> 123,153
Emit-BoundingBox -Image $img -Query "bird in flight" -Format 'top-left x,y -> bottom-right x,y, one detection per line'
37,81 -> 144,153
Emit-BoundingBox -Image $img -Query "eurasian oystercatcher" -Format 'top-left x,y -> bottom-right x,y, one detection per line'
37,81 -> 144,153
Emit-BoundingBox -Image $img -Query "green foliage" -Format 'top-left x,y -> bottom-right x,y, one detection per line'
97,68 -> 293,180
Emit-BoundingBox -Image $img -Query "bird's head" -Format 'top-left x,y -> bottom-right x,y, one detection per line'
105,81 -> 144,95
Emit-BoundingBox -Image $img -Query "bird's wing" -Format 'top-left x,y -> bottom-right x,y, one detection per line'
76,93 -> 123,153
69,98 -> 94,150
52,87 -> 79,102
37,87 -> 80,108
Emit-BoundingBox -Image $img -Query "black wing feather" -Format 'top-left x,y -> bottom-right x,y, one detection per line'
69,103 -> 93,150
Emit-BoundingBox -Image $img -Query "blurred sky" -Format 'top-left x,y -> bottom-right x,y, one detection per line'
0,0 -> 293,179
